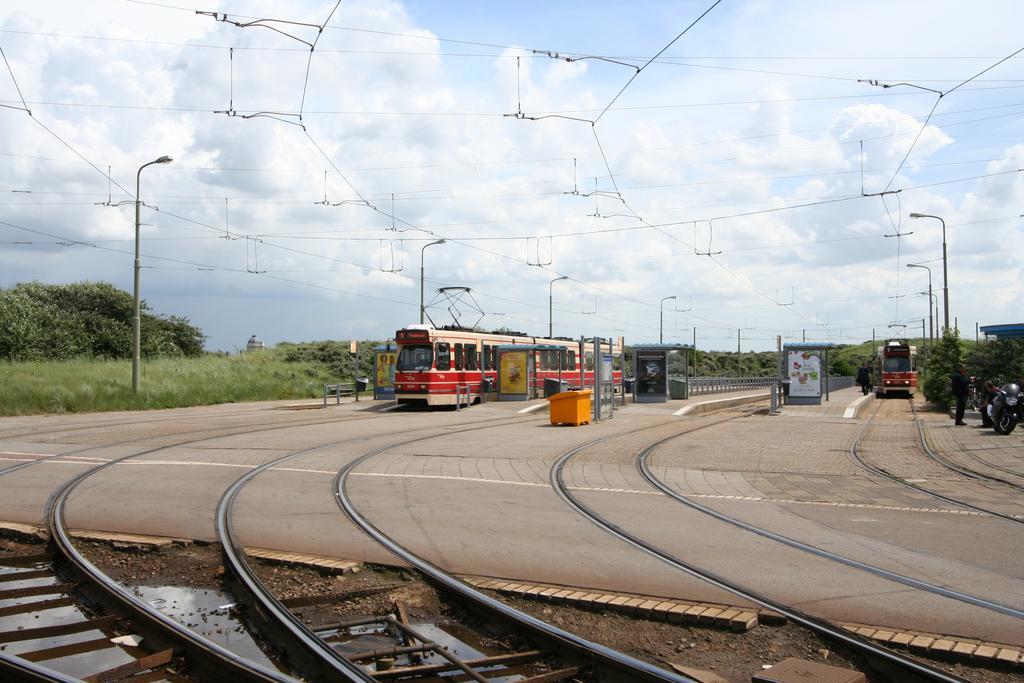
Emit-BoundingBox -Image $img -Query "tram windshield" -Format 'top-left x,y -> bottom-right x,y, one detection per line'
883,356 -> 912,372
397,345 -> 434,371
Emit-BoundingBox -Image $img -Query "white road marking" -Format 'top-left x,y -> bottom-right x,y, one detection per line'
517,402 -> 548,414
9,455 -> 1007,518
381,403 -> 404,412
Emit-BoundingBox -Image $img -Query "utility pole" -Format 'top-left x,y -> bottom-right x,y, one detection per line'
737,328 -> 741,376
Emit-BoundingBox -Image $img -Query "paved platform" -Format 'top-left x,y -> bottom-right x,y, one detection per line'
0,394 -> 1021,648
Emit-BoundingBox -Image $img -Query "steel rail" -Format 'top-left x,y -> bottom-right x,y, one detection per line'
0,652 -> 80,683
849,400 -> 1023,525
13,410 -> 392,682
551,438 -> 968,683
334,430 -> 694,683
910,401 -> 1024,493
215,411 -> 533,682
47,457 -> 295,682
636,428 -> 1024,620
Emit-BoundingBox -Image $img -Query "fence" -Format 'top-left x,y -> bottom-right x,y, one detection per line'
683,376 -> 777,396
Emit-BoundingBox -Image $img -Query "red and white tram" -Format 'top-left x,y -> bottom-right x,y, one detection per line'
393,325 -> 621,407
875,340 -> 918,398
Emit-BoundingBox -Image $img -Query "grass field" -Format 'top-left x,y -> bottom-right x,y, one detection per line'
0,351 -> 347,416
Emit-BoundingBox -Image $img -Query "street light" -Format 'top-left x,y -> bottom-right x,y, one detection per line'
132,155 -> 173,393
906,262 -> 933,343
908,212 -> 949,333
548,275 -> 568,338
419,239 -> 445,324
659,295 -> 676,344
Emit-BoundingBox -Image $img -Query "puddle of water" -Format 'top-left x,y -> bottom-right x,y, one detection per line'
130,585 -> 284,672
8,631 -> 136,680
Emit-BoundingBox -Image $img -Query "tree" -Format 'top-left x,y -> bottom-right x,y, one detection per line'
921,329 -> 964,409
967,338 -> 1024,388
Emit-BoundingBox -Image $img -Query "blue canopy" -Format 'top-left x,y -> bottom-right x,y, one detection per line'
980,323 -> 1024,340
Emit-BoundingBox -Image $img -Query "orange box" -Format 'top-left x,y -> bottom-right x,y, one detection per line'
547,390 -> 592,426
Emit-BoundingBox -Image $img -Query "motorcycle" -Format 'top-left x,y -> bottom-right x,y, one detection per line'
989,382 -> 1022,435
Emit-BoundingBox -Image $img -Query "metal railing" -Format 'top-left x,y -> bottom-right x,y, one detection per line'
323,382 -> 356,406
683,376 -> 777,396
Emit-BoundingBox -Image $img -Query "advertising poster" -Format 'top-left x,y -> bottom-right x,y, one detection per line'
499,351 -> 528,394
788,351 -> 821,397
374,350 -> 397,400
636,351 -> 667,396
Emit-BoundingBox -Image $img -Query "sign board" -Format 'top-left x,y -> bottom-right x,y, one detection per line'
602,354 -> 613,380
499,350 -> 528,395
374,349 -> 397,400
636,351 -> 667,397
349,340 -> 358,354
788,350 -> 821,398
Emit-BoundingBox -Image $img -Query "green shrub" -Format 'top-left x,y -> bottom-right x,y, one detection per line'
920,330 -> 964,409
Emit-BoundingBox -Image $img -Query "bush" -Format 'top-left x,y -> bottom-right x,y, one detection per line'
0,281 -> 206,361
921,330 -> 964,409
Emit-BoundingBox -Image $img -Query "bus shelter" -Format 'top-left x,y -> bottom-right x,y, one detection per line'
496,344 -> 564,401
373,343 -> 398,400
631,343 -> 692,403
783,343 -> 836,405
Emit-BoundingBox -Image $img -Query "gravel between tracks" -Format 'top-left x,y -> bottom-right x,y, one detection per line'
66,540 -> 1024,683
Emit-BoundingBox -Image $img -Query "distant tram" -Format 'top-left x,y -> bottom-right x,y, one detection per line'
393,325 -> 621,407
875,340 -> 917,398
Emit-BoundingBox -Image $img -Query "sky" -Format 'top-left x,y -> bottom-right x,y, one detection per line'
1,0 -> 1022,352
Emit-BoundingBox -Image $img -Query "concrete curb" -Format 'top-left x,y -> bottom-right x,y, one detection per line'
843,394 -> 874,419
673,392 -> 769,416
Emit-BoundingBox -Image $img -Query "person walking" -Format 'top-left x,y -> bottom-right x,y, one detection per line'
856,362 -> 872,395
951,363 -> 969,426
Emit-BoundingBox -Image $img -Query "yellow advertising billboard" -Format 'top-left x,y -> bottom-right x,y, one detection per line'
375,350 -> 397,388
499,351 -> 528,394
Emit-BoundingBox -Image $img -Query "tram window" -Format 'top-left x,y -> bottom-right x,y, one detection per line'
398,345 -> 434,372
435,343 -> 450,370
568,350 -> 576,370
559,349 -> 567,370
482,345 -> 492,370
883,356 -> 912,372
467,346 -> 478,371
585,351 -> 594,371
538,351 -> 547,371
491,346 -> 498,370
454,343 -> 464,371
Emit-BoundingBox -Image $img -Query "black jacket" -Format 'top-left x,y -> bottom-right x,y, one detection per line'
856,367 -> 871,384
951,370 -> 969,397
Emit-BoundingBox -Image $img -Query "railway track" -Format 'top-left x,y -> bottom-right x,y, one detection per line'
632,419 -> 1024,620
910,402 -> 1024,492
0,405 -> 499,681
0,467 -> 292,682
851,399 -> 1023,524
547,424 -> 973,683
327,420 -> 692,682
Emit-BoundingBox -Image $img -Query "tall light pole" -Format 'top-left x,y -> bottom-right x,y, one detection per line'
906,262 -> 933,343
548,275 -> 568,338
419,239 -> 445,324
909,213 -> 948,333
132,155 -> 173,393
659,295 -> 676,344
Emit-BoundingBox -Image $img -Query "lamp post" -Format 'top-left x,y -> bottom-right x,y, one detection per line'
659,295 -> 676,344
909,213 -> 948,333
548,275 -> 568,338
419,239 -> 445,324
906,262 -> 933,344
132,155 -> 173,393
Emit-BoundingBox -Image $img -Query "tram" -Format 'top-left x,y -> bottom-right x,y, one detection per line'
393,325 -> 621,407
874,340 -> 918,398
